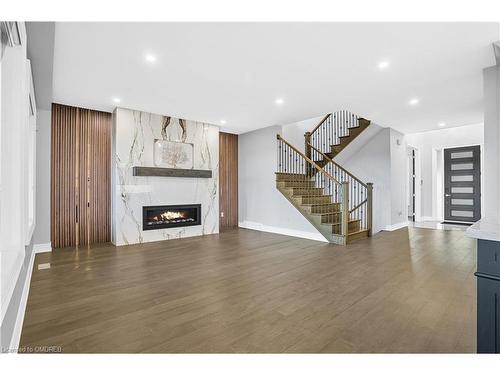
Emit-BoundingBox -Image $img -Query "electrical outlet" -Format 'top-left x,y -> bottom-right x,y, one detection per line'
221,212 -> 224,218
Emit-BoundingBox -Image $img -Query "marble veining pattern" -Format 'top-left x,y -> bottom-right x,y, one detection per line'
112,108 -> 219,246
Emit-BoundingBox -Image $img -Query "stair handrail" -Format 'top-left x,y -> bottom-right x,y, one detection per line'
304,113 -> 330,159
307,142 -> 368,189
276,134 -> 342,186
307,141 -> 373,237
308,113 -> 332,136
305,111 -> 367,158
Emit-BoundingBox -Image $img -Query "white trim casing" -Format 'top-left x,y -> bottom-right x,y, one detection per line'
7,249 -> 35,353
420,216 -> 437,222
238,221 -> 328,243
0,252 -> 24,324
24,60 -> 37,246
33,242 -> 52,253
384,221 -> 409,231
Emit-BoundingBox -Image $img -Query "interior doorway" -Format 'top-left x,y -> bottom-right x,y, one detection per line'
407,147 -> 417,222
443,145 -> 481,223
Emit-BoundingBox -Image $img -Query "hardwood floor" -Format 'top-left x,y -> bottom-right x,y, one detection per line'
20,227 -> 476,353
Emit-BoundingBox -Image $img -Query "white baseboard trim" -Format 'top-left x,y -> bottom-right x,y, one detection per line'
33,242 -> 52,253
384,221 -> 409,231
238,221 -> 328,243
420,216 -> 437,222
8,248 -> 36,353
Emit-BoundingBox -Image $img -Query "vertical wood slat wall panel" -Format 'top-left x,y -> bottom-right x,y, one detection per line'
51,104 -> 78,248
81,108 -> 89,246
219,132 -> 238,231
79,110 -> 111,245
78,108 -> 87,246
51,103 -> 111,248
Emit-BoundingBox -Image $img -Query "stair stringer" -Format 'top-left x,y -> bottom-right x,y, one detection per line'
332,123 -> 384,164
276,184 -> 346,245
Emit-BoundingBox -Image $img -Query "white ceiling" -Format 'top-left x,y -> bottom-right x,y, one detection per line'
53,22 -> 499,134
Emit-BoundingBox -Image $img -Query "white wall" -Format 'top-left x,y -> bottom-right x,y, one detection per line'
335,128 -> 394,232
1,24 -> 27,322
33,109 -> 51,245
406,123 -> 484,221
238,125 -> 326,242
390,129 -> 408,226
281,116 -> 323,149
483,65 -> 500,220
0,23 -> 37,344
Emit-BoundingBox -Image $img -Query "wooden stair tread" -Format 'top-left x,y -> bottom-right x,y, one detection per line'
310,211 -> 341,215
347,229 -> 369,236
301,202 -> 339,206
278,181 -> 315,185
327,120 -> 371,156
327,219 -> 362,225
292,194 -> 332,198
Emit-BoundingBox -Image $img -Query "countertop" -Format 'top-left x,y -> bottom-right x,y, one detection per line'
466,218 -> 500,242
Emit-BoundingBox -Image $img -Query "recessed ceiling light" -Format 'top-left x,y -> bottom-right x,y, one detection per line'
275,98 -> 284,105
408,98 -> 420,106
112,97 -> 121,103
377,60 -> 390,70
220,120 -> 227,125
145,54 -> 157,63
438,122 -> 446,127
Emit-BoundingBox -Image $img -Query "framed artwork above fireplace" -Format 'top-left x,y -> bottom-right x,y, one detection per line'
154,139 -> 194,169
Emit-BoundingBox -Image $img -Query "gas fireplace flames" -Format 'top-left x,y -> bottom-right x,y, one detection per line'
143,204 -> 201,230
160,211 -> 184,220
148,210 -> 195,225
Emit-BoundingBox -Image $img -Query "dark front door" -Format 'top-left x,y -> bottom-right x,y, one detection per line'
444,145 -> 481,222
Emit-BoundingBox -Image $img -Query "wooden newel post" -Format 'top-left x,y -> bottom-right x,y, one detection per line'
304,132 -> 311,159
341,182 -> 349,240
304,132 -> 312,176
367,182 -> 373,237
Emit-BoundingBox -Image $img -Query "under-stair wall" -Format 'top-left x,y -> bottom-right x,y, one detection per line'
334,127 -> 408,232
238,125 -> 328,242
334,127 -> 398,233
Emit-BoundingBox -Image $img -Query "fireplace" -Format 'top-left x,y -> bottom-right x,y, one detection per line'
142,204 -> 201,231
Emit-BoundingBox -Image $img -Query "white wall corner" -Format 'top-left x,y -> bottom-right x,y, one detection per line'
384,221 -> 409,231
238,221 -> 328,243
33,242 -> 52,253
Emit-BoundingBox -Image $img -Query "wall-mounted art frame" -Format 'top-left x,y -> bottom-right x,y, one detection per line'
154,139 -> 194,169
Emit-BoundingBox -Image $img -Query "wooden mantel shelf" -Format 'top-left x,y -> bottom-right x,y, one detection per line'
133,166 -> 212,178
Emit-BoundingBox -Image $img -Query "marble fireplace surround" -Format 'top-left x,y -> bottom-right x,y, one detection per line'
111,108 -> 219,246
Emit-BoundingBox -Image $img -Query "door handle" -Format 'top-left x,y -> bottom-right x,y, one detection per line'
444,194 -> 451,197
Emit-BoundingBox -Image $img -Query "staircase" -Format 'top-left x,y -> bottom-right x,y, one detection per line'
305,111 -> 371,163
276,111 -> 373,245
